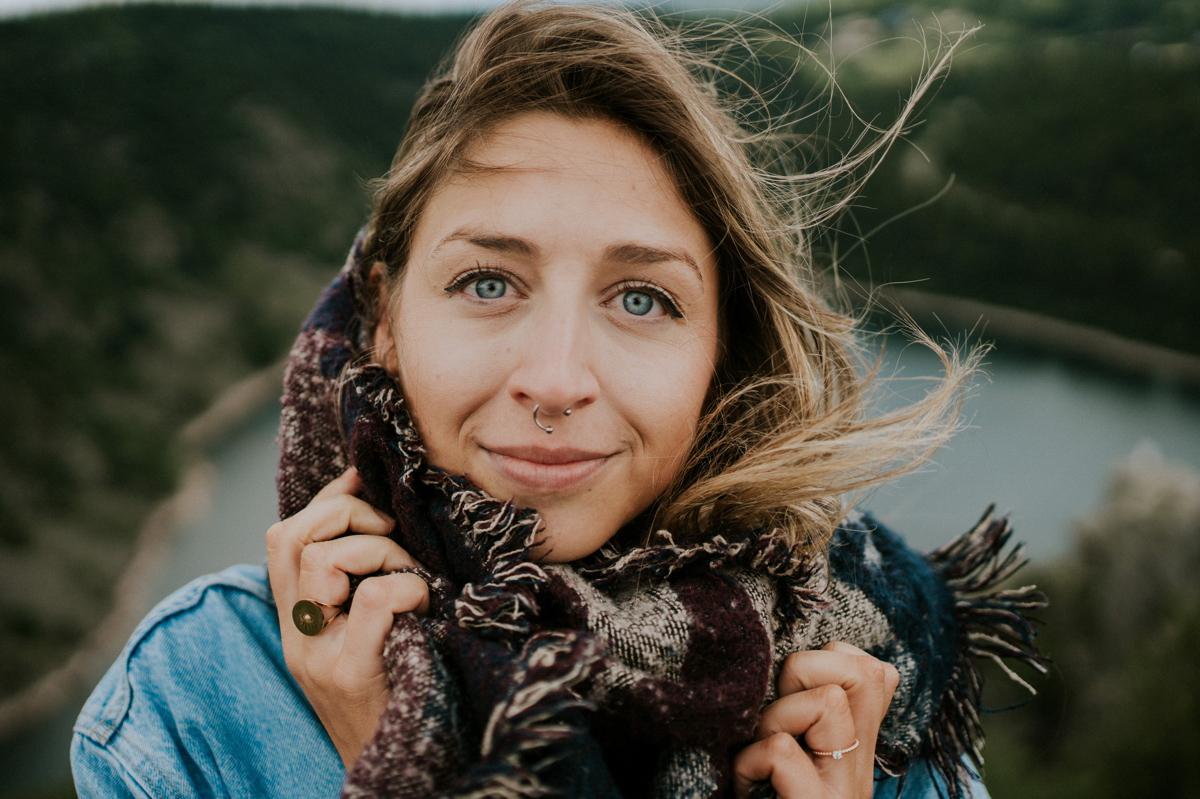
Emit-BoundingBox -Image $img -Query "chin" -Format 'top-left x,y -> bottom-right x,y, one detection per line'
528,513 -> 619,563
528,503 -> 660,563
530,531 -> 602,563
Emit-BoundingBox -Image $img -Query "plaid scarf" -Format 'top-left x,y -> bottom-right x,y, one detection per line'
277,235 -> 1045,798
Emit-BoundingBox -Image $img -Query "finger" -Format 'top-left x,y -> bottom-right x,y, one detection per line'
336,572 -> 430,684
779,648 -> 873,696
312,467 -> 362,503
268,496 -> 397,629
779,648 -> 899,728
296,535 -> 424,609
733,732 -> 818,799
823,641 -> 868,657
778,646 -> 899,796
819,641 -> 899,710
767,684 -> 858,797
268,494 -> 395,571
292,494 -> 396,546
756,683 -> 856,749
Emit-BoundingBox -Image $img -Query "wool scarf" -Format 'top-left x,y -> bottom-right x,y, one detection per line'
277,234 -> 1045,798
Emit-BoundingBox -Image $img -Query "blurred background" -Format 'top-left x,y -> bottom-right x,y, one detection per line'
1,0 -> 1198,796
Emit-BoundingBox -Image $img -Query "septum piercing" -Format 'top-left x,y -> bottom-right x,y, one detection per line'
532,404 -> 570,434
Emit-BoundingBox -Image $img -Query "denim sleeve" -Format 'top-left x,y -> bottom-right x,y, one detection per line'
71,563 -> 345,799
874,758 -> 990,799
70,733 -> 152,799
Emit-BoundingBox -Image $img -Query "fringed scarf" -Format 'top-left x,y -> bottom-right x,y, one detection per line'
277,234 -> 1046,798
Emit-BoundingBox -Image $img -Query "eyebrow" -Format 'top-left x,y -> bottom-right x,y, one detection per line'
434,229 -> 704,282
436,230 -> 538,259
604,243 -> 702,281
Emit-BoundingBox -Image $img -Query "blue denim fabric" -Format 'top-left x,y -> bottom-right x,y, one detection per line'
877,763 -> 990,799
71,563 -> 988,798
71,564 -> 345,798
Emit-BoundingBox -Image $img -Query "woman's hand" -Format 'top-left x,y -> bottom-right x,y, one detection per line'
733,642 -> 900,799
267,467 -> 429,768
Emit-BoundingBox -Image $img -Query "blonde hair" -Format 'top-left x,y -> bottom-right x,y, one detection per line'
363,1 -> 980,552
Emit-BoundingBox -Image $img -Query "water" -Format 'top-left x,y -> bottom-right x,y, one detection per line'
3,345 -> 1199,793
145,405 -> 282,601
0,406 -> 282,797
867,345 -> 1200,560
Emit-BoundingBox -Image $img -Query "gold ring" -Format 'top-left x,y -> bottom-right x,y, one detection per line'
292,599 -> 343,636
810,739 -> 860,760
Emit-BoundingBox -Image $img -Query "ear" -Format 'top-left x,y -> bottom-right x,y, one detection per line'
369,261 -> 401,376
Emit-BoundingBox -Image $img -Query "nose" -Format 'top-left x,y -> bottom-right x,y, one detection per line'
506,305 -> 599,421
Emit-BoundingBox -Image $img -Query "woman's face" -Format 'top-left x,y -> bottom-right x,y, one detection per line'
374,112 -> 720,561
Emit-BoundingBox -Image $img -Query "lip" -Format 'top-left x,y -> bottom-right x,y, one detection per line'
481,444 -> 614,491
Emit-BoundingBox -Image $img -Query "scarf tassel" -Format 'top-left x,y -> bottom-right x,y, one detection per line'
450,632 -> 605,798
893,505 -> 1048,799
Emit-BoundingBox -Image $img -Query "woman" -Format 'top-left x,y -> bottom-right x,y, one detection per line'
72,3 -> 1042,797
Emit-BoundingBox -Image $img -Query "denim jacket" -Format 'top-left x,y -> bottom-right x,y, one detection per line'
71,563 -> 989,798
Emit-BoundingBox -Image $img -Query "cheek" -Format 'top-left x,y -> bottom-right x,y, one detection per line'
390,301 -> 502,463
624,332 -> 718,468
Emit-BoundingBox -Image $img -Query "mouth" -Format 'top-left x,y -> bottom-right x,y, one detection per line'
481,444 -> 614,491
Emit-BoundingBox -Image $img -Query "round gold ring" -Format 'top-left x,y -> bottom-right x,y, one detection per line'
292,599 -> 343,636
810,739 -> 860,760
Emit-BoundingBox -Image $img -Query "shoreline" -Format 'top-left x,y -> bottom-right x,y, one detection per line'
0,360 -> 285,742
882,288 -> 1200,390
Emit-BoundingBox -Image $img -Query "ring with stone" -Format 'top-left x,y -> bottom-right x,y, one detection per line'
292,599 -> 344,636
810,739 -> 860,760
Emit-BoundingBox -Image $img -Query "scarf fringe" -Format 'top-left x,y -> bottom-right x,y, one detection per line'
453,632 -> 603,798
348,365 -> 426,488
422,470 -> 551,640
454,560 -> 549,637
583,528 -> 821,585
902,505 -> 1048,799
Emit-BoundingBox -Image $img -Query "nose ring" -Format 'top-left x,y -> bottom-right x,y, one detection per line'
532,404 -> 570,434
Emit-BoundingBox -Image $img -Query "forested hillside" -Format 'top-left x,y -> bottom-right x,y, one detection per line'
1,0 -> 1196,713
805,0 -> 1200,352
0,6 -> 466,698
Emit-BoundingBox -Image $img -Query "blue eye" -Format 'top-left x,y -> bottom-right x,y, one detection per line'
622,290 -> 656,316
471,277 -> 507,299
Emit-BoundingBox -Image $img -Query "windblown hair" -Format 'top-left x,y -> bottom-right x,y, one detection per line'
362,0 -> 980,552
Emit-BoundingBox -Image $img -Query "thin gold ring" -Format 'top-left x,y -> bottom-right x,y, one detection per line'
292,599 -> 344,636
810,739 -> 860,760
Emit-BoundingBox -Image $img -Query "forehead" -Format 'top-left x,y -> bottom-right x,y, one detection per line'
460,112 -> 665,179
413,112 -> 715,264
